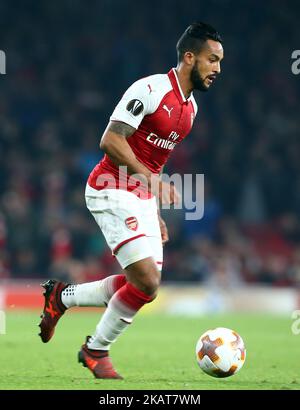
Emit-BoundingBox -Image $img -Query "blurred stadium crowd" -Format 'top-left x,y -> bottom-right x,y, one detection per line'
0,0 -> 300,286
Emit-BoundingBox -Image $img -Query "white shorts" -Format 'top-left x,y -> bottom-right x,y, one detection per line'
85,185 -> 163,270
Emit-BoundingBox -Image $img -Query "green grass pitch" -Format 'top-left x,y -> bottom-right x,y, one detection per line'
0,310 -> 299,390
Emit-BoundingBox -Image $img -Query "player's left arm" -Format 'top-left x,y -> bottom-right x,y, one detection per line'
158,213 -> 169,245
158,166 -> 169,245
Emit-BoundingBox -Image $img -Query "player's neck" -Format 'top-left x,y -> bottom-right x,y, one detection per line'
175,66 -> 193,99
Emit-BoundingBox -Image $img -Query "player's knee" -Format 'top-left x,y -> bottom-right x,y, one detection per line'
126,258 -> 161,297
135,267 -> 161,296
140,272 -> 161,296
148,288 -> 159,302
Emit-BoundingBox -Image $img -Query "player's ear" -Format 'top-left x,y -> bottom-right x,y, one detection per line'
183,51 -> 195,66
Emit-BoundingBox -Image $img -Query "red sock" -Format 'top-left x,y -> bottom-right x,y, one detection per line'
111,282 -> 153,315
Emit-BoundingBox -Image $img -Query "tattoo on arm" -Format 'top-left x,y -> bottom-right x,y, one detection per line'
108,121 -> 136,137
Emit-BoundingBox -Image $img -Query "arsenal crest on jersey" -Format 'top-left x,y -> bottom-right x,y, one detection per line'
125,216 -> 138,231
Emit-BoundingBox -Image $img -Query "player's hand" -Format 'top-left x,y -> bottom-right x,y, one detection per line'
159,180 -> 180,205
158,215 -> 169,245
151,175 -> 181,205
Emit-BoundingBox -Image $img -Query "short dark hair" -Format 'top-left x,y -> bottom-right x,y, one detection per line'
176,22 -> 223,62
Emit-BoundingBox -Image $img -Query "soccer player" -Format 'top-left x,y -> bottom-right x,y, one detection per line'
39,22 -> 223,379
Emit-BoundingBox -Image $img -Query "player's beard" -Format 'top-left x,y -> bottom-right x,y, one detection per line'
190,64 -> 208,92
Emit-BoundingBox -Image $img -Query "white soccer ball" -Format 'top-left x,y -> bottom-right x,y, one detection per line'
195,327 -> 246,378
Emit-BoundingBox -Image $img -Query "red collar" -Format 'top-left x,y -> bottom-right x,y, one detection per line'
167,68 -> 192,104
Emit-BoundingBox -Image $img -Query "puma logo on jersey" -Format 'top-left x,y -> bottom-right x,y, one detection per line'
163,104 -> 174,118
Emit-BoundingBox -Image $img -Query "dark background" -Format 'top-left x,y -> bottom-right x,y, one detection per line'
0,0 -> 299,286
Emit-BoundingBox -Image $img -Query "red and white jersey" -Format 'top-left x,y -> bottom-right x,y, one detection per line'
88,68 -> 198,198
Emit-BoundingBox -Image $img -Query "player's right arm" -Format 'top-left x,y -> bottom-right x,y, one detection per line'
100,120 -> 153,188
100,121 -> 179,205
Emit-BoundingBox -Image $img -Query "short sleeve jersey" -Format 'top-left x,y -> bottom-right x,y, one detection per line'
88,68 -> 198,198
